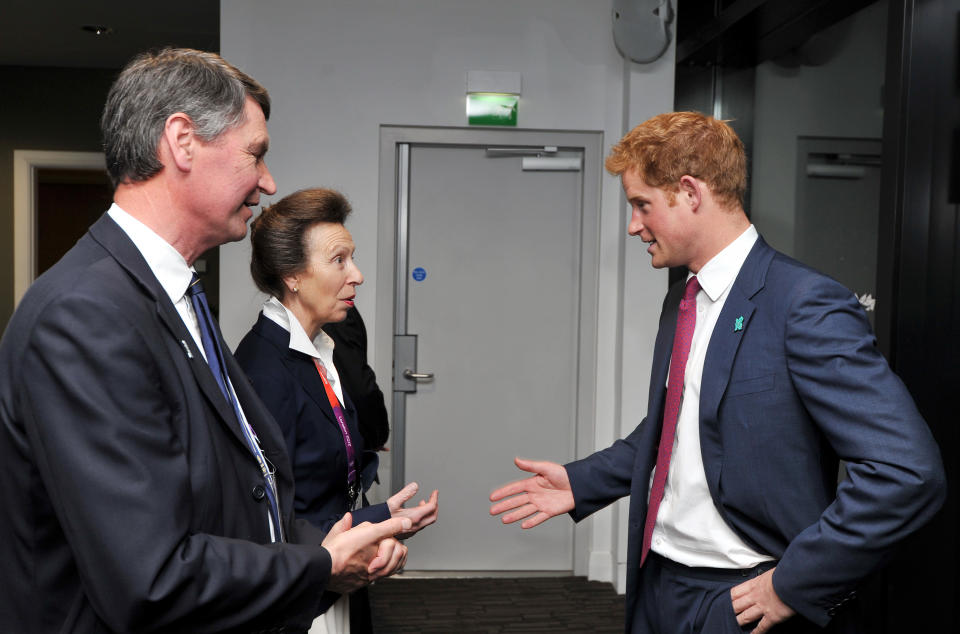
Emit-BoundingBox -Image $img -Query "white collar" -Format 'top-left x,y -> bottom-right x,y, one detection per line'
691,224 -> 759,302
261,296 -> 336,359
107,203 -> 194,305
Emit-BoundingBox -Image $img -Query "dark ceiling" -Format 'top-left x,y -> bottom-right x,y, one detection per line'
4,1 -> 878,72
676,0 -> 878,68
0,0 -> 219,69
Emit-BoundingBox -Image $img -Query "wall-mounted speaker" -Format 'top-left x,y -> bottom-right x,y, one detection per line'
612,0 -> 674,64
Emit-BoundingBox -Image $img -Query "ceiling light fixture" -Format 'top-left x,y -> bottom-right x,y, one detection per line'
81,25 -> 114,37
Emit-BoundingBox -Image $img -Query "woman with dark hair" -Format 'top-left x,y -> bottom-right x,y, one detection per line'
235,188 -> 438,634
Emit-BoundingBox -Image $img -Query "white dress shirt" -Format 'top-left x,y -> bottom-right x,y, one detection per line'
650,224 -> 775,568
108,204 -> 202,351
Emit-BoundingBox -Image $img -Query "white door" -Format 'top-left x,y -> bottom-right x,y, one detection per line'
377,127 -> 601,572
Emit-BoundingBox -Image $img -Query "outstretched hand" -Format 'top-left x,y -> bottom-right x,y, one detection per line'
321,512 -> 410,594
387,482 -> 440,539
489,457 -> 575,529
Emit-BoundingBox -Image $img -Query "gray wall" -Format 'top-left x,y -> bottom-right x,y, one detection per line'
750,0 -> 887,253
221,0 -> 675,590
0,66 -> 116,331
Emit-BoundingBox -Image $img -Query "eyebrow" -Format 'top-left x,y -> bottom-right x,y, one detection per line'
331,242 -> 355,254
249,139 -> 270,156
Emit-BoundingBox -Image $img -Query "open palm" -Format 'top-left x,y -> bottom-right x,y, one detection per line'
489,457 -> 575,529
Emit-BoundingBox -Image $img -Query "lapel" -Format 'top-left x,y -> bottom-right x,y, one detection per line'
286,349 -> 344,429
87,214 -> 249,450
251,314 -> 344,432
699,237 -> 775,489
226,346 -> 294,492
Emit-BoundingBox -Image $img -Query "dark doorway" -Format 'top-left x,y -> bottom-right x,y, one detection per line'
36,168 -> 112,275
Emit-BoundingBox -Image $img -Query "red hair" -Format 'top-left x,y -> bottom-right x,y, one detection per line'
606,111 -> 746,209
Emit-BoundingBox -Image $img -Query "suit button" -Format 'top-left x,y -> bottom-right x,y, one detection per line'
252,485 -> 266,501
827,607 -> 837,617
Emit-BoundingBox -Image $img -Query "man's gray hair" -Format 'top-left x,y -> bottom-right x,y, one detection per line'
101,48 -> 270,187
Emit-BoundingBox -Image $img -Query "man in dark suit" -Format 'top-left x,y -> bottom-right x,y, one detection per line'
0,48 -> 409,633
490,112 -> 945,633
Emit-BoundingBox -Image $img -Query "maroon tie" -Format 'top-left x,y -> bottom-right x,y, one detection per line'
641,275 -> 701,566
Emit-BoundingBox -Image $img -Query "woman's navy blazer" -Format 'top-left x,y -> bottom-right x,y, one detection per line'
235,313 -> 389,532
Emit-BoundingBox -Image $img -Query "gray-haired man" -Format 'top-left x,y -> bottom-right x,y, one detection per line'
0,48 -> 409,633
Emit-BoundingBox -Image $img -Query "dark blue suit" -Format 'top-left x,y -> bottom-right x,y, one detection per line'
0,215 -> 332,633
565,238 -> 945,632
235,314 -> 389,633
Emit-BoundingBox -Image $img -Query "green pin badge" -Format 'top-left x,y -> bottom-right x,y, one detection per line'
734,316 -> 744,332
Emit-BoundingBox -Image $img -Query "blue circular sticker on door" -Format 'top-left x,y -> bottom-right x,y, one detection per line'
411,267 -> 427,282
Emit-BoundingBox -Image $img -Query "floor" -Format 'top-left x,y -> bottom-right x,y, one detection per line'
369,576 -> 626,633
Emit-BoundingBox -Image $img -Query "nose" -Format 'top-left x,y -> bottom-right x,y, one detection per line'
259,161 -> 277,196
628,212 -> 644,237
348,260 -> 364,286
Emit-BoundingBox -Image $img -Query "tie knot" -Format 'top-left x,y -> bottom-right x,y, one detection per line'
186,273 -> 205,298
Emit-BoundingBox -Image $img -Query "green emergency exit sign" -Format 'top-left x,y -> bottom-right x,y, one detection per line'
467,93 -> 518,126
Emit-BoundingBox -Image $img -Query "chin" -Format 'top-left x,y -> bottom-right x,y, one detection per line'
227,219 -> 251,241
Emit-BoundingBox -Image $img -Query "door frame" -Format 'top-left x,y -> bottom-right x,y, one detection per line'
375,125 -> 603,575
13,150 -> 106,306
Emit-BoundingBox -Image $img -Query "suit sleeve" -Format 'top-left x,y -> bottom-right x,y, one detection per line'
301,502 -> 391,535
564,421 -> 647,521
771,275 -> 946,625
21,294 -> 330,633
350,502 -> 392,526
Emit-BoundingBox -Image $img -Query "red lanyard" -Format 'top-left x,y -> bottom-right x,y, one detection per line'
313,359 -> 359,489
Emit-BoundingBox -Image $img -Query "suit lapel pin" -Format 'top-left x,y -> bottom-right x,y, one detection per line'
734,316 -> 744,332
180,339 -> 194,359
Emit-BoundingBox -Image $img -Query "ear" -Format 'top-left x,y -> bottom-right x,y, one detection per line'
161,112 -> 197,173
678,175 -> 702,211
282,274 -> 300,297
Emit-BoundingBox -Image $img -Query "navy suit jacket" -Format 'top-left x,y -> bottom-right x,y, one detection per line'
234,313 -> 389,532
0,214 -> 332,633
565,237 -> 945,631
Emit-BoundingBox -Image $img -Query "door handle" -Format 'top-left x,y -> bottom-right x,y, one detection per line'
403,369 -> 434,380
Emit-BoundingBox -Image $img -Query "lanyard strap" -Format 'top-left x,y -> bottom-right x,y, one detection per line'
313,359 -> 359,488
